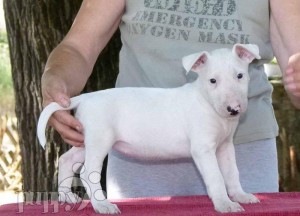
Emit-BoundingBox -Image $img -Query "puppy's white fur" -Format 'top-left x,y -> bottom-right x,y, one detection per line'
38,44 -> 261,214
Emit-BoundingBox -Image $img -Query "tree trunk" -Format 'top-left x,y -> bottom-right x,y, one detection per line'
3,0 -> 121,199
271,77 -> 300,192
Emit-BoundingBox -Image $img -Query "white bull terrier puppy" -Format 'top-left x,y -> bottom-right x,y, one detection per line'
37,44 -> 261,214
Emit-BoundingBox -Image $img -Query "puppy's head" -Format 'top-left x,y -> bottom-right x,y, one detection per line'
182,44 -> 261,118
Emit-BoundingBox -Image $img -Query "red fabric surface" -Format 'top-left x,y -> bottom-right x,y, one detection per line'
0,192 -> 300,216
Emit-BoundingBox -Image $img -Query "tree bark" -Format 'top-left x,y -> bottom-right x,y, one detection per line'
271,78 -> 300,192
3,0 -> 121,198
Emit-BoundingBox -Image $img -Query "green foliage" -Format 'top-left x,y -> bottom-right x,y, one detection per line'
0,31 -> 8,43
0,31 -> 14,114
271,58 -> 278,64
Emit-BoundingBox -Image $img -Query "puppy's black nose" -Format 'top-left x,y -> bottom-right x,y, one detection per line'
227,106 -> 240,116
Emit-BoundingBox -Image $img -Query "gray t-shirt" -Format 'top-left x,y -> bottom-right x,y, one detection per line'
116,0 -> 278,143
107,0 -> 278,198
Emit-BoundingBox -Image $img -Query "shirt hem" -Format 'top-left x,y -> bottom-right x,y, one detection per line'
233,129 -> 279,145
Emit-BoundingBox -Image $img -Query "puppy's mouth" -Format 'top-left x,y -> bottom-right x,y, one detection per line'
214,109 -> 239,119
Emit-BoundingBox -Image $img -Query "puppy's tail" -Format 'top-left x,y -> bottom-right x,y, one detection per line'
37,96 -> 83,149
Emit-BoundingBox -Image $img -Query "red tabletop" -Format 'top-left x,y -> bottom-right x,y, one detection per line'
0,192 -> 299,215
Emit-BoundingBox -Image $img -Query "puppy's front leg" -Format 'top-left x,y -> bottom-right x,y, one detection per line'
217,142 -> 259,204
191,144 -> 244,213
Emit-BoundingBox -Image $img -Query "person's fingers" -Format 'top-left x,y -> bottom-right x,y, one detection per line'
40,73 -> 85,146
49,116 -> 84,146
284,68 -> 300,96
51,110 -> 83,132
61,138 -> 84,147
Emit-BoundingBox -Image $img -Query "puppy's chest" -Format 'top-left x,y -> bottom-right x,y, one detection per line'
216,119 -> 239,144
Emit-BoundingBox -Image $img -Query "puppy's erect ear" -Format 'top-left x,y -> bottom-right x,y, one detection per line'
182,52 -> 209,74
233,44 -> 261,63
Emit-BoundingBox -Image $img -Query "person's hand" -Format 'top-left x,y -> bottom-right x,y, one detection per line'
41,73 -> 84,146
283,53 -> 300,109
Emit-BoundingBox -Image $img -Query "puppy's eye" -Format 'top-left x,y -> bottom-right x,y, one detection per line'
237,73 -> 243,79
210,78 -> 217,84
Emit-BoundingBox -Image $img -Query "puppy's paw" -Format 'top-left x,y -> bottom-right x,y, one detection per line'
230,193 -> 260,204
214,199 -> 244,213
58,187 -> 82,204
93,200 -> 121,214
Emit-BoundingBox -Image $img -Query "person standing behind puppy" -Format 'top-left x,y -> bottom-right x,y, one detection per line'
41,0 -> 300,199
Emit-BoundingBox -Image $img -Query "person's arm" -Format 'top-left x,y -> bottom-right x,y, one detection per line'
42,0 -> 125,146
270,0 -> 300,109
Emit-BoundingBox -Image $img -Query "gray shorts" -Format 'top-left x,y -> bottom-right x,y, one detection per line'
107,138 -> 278,199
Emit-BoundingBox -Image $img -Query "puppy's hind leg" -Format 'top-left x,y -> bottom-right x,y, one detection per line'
58,147 -> 85,204
81,129 -> 120,214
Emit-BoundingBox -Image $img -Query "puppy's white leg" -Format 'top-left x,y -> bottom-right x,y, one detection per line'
191,144 -> 244,213
82,130 -> 120,214
58,147 -> 85,204
217,142 -> 259,204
